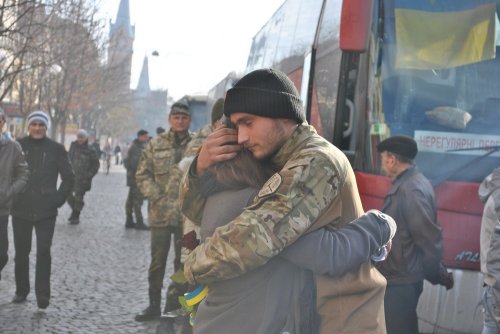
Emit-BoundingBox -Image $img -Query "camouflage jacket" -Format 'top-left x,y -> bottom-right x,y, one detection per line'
180,124 -> 387,333
136,129 -> 191,227
184,124 -> 213,158
68,140 -> 99,190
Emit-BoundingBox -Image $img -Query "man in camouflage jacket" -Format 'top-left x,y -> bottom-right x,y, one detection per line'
67,129 -> 99,224
135,101 -> 192,321
180,69 -> 387,333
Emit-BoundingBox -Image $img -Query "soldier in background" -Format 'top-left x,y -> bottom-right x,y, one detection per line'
135,101 -> 192,321
67,129 -> 100,225
125,129 -> 149,230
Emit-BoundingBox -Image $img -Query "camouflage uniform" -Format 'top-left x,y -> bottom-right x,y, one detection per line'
136,129 -> 191,309
180,124 -> 387,333
125,138 -> 147,225
179,124 -> 214,263
67,140 -> 99,212
184,124 -> 213,157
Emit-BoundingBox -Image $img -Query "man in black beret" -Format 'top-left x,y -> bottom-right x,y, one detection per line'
376,135 -> 453,334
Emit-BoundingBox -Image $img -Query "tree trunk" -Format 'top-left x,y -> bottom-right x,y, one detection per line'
59,116 -> 67,144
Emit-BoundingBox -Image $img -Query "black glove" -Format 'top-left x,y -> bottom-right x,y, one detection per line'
439,265 -> 454,290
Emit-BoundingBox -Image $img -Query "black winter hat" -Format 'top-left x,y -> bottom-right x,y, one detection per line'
377,135 -> 418,159
223,68 -> 305,123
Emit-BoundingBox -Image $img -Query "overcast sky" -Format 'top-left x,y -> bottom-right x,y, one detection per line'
99,0 -> 284,100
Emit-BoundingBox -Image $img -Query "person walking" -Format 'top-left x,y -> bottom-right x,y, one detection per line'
135,101 -> 192,321
376,136 -> 453,334
11,110 -> 74,309
114,143 -> 121,165
180,69 -> 387,333
125,129 -> 149,230
479,167 -> 500,334
0,109 -> 29,281
66,129 -> 100,225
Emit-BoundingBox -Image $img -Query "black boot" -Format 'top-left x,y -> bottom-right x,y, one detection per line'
135,291 -> 161,322
125,217 -> 136,229
68,210 -> 76,222
135,219 -> 150,230
69,210 -> 80,224
163,282 -> 187,314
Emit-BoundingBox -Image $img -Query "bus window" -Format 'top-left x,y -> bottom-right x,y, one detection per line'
370,1 -> 500,182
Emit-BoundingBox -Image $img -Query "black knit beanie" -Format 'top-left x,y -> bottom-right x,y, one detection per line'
223,69 -> 305,123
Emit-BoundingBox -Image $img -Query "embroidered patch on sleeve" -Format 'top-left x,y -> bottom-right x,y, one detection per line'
258,173 -> 282,198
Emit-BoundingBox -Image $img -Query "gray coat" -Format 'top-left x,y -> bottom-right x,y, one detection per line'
195,188 -> 392,334
479,168 -> 500,289
377,166 -> 443,285
0,134 -> 29,216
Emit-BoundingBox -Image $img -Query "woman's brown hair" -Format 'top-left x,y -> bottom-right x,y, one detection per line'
202,149 -> 274,196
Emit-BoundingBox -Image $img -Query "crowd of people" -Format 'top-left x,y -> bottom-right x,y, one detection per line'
0,68 -> 498,333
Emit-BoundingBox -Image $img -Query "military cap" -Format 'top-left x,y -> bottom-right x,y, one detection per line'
170,101 -> 190,116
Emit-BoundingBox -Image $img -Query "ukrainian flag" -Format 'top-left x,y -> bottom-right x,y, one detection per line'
395,0 -> 497,69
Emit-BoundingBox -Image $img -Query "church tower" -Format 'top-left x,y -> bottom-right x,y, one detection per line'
108,0 -> 135,91
136,55 -> 151,97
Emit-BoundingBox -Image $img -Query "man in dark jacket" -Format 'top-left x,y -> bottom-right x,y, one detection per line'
0,109 -> 29,280
125,129 -> 149,229
11,110 -> 74,309
67,129 -> 100,224
376,136 -> 452,334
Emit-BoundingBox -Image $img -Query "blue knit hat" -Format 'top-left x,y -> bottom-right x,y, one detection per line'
27,110 -> 50,128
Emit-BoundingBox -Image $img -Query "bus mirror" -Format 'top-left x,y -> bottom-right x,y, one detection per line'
340,0 -> 373,52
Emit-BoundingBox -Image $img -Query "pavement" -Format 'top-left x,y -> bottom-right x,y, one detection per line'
0,164 -> 177,333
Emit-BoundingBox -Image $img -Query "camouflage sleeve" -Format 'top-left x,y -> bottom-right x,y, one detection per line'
135,142 -> 163,201
179,157 -> 208,225
184,135 -> 203,158
183,154 -> 342,284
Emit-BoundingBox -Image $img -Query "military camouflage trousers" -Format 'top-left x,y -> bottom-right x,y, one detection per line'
148,226 -> 182,295
125,184 -> 144,224
67,187 -> 88,212
483,285 -> 500,334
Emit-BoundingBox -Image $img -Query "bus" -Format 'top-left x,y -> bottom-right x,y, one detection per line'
224,0 -> 500,332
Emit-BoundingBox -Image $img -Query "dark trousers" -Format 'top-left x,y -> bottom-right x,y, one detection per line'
125,185 -> 144,223
148,226 -> 182,297
67,188 -> 88,212
384,281 -> 423,334
12,216 -> 56,300
0,215 -> 8,277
